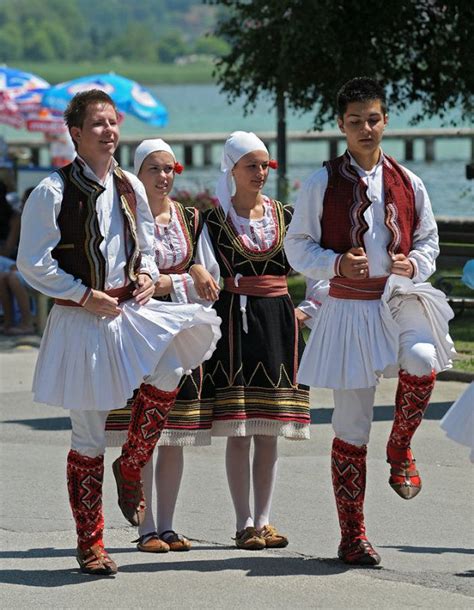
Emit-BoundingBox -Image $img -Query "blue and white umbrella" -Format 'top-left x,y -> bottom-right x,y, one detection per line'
42,73 -> 168,127
0,66 -> 49,96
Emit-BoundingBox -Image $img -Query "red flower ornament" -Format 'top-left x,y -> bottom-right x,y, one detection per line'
174,162 -> 184,174
268,159 -> 278,170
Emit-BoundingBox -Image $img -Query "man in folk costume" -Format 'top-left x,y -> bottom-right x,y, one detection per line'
285,77 -> 455,566
17,90 -> 220,575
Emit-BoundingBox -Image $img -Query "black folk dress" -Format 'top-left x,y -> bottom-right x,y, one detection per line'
202,199 -> 310,439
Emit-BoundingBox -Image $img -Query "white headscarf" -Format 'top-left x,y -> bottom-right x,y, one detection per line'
216,131 -> 268,215
134,138 -> 176,175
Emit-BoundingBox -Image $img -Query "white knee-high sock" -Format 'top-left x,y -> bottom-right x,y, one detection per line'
252,435 -> 278,530
226,436 -> 253,531
156,445 -> 184,535
138,457 -> 157,537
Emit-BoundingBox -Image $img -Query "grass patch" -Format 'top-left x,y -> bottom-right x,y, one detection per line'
11,60 -> 215,85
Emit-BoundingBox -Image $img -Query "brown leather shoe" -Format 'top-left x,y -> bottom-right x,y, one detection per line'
134,532 -> 170,553
234,526 -> 266,550
77,545 -> 118,575
159,530 -> 192,551
338,537 -> 381,566
258,524 -> 289,548
112,458 -> 145,526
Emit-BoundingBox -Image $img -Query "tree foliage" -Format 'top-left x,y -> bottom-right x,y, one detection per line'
210,0 -> 474,126
0,0 -> 226,63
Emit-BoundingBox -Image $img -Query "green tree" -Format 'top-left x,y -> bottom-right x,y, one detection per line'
103,23 -> 158,62
157,30 -> 190,63
210,0 -> 474,199
0,23 -> 24,60
194,34 -> 230,56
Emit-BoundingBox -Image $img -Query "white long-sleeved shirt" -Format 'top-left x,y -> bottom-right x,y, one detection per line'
284,152 -> 439,284
17,157 -> 159,303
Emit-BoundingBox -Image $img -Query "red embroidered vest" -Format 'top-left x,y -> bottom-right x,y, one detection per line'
52,160 -> 141,290
321,152 -> 418,256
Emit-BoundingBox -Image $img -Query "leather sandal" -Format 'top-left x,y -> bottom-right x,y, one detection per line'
112,458 -> 145,526
258,524 -> 288,548
233,526 -> 266,550
159,530 -> 192,551
133,532 -> 170,553
77,544 -> 118,575
387,446 -> 422,500
338,537 -> 381,566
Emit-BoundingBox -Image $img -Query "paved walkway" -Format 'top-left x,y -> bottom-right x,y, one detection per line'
0,341 -> 473,608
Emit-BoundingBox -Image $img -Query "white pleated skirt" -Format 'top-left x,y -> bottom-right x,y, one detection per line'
440,383 -> 474,460
32,300 -> 221,411
297,275 -> 455,390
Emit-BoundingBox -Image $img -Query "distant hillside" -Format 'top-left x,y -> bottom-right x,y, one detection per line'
0,0 -> 228,64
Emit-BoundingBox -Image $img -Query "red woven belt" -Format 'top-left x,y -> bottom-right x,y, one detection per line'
55,283 -> 134,307
223,275 -> 288,297
329,276 -> 388,300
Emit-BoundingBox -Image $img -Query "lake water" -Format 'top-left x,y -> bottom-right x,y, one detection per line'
5,84 -> 473,217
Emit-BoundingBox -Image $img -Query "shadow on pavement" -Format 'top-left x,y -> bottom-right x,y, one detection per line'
381,544 -> 474,555
310,401 -> 453,424
0,553 -> 354,587
2,417 -> 71,430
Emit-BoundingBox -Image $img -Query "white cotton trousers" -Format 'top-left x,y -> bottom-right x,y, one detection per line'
70,343 -> 184,458
332,296 -> 437,447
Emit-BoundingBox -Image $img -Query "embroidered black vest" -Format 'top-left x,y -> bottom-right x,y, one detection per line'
52,160 -> 141,289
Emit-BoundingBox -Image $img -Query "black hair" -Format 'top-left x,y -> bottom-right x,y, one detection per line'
336,77 -> 387,118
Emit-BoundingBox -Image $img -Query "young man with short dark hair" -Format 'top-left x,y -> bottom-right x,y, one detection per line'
285,77 -> 455,566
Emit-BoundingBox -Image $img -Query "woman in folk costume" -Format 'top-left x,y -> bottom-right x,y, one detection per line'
16,90 -> 221,575
200,131 -> 320,550
106,139 -> 220,553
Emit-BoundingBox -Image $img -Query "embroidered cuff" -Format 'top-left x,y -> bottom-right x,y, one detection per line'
334,254 -> 343,277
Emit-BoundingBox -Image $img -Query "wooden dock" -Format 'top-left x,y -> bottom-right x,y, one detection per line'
7,127 -> 474,168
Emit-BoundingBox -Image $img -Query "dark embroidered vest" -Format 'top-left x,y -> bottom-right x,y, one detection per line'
51,160 -> 141,289
321,152 -> 418,256
203,200 -> 291,278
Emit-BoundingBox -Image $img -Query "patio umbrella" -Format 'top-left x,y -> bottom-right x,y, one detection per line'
42,73 -> 168,127
0,66 -> 51,129
0,66 -> 49,97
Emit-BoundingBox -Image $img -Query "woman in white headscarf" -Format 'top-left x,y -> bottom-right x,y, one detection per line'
106,139 -> 220,553
201,131 -> 322,550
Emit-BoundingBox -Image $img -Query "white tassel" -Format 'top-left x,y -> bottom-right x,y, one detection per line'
234,274 -> 249,333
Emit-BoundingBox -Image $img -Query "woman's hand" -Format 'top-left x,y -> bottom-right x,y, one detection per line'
189,264 -> 220,301
153,274 -> 173,297
295,307 -> 310,329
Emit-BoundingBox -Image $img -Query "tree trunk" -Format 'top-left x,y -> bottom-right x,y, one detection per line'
276,88 -> 288,202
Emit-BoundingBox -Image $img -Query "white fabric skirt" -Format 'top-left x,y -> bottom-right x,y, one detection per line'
297,275 -> 455,390
440,383 -> 474,460
33,300 -> 221,411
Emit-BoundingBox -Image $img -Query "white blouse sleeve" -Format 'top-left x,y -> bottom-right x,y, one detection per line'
16,175 -> 90,302
169,224 -> 221,304
296,277 -> 329,328
284,168 -> 340,280
127,173 -> 160,283
405,171 -> 439,282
